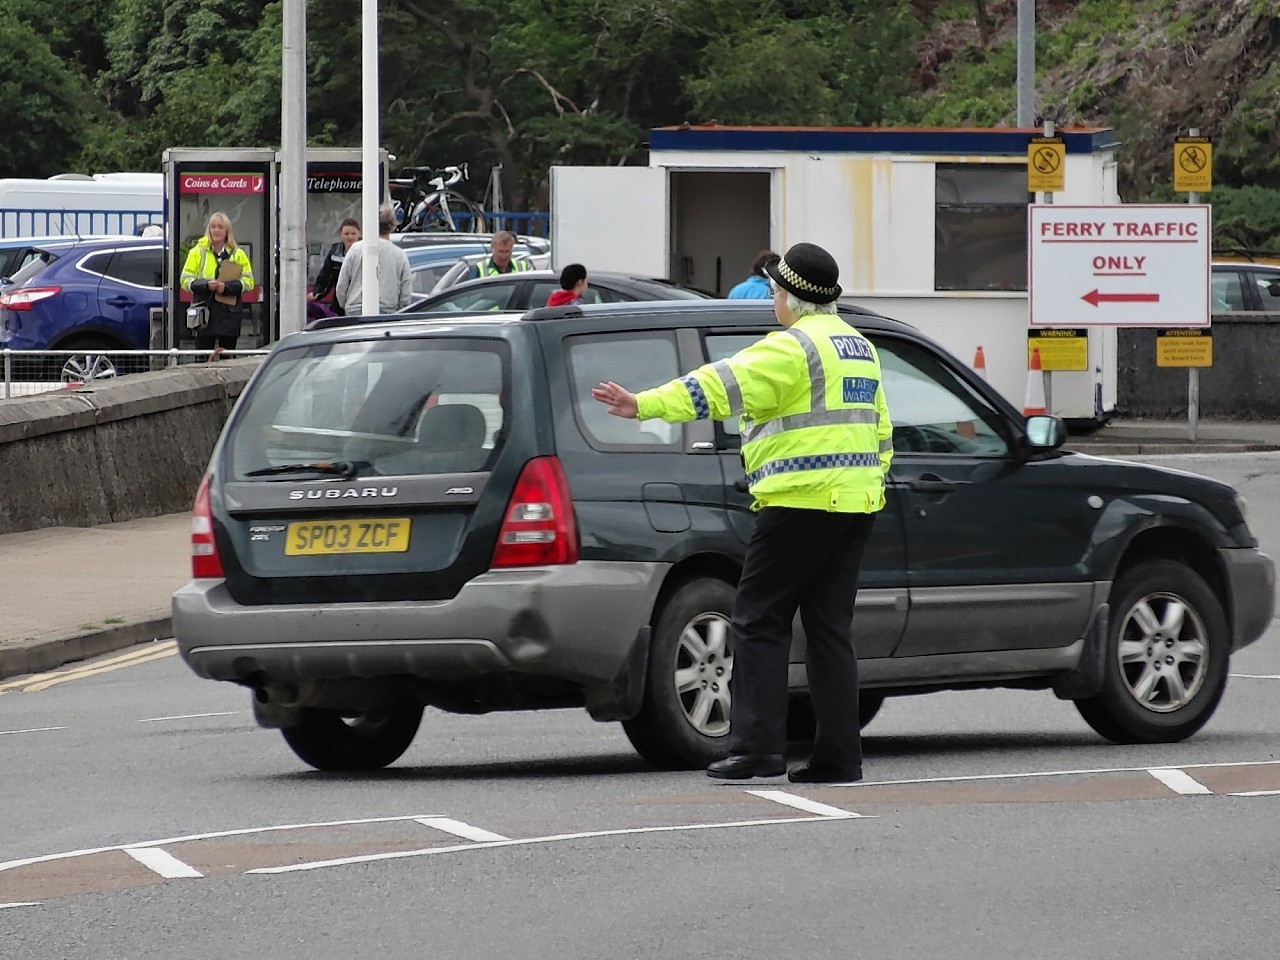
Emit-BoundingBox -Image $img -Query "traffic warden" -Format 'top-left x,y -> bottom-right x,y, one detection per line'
466,230 -> 533,280
591,242 -> 892,784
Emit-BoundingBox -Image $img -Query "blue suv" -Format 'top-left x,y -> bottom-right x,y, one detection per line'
0,236 -> 164,379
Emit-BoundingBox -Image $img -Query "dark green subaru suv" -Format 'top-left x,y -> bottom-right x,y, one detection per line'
172,302 -> 1275,771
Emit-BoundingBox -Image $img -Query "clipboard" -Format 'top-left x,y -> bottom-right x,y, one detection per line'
214,259 -> 242,306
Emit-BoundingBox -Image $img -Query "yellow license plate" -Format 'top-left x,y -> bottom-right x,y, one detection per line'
285,518 -> 412,556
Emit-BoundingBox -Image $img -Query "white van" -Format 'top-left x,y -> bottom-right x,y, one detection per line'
0,173 -> 163,238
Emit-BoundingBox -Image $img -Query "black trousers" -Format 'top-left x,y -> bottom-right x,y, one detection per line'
727,506 -> 876,769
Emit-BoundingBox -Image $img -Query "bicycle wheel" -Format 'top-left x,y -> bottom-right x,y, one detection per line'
430,192 -> 487,233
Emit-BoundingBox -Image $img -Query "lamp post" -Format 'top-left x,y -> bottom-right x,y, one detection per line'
279,0 -> 307,337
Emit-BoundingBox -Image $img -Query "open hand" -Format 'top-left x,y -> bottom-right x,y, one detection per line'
590,380 -> 638,419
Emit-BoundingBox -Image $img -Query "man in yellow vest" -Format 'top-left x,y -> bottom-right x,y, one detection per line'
591,242 -> 892,784
466,230 -> 533,280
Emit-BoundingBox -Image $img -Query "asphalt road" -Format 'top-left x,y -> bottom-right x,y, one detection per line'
3,452 -> 1280,959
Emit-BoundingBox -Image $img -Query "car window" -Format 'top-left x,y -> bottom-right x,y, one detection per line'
426,282 -> 518,312
228,338 -> 509,478
530,280 -> 604,307
706,330 -> 1009,456
7,250 -> 62,286
103,249 -> 164,288
1211,270 -> 1247,312
81,252 -> 114,277
566,333 -> 681,448
1254,270 -> 1280,311
412,262 -> 455,294
875,338 -> 1009,456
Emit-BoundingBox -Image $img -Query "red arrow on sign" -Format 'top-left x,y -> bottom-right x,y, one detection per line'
1081,289 -> 1161,307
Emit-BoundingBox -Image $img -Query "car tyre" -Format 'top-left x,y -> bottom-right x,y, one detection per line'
1075,560 -> 1228,744
280,703 -> 424,771
623,578 -> 736,770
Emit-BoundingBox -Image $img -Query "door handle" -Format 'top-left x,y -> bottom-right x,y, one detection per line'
909,473 -> 959,495
107,296 -> 134,307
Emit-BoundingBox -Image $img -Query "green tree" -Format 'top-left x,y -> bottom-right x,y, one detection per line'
684,2 -> 922,126
0,19 -> 88,177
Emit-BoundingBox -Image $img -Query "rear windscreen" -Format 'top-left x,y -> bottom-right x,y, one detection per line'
228,338 -> 509,479
6,249 -> 62,286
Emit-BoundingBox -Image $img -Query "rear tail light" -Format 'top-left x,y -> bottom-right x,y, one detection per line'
0,286 -> 59,311
191,475 -> 225,579
490,456 -> 578,568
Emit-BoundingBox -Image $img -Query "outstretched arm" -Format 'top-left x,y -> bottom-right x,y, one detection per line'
590,381 -> 638,419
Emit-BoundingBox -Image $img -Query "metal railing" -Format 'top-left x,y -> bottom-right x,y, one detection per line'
1,348 -> 270,399
0,209 -> 163,238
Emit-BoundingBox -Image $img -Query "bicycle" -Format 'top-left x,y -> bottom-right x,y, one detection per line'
388,163 -> 488,233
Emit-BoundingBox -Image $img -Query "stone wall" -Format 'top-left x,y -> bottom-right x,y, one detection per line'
0,360 -> 258,535
1117,314 -> 1280,419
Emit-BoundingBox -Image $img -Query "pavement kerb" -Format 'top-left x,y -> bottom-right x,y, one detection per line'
0,619 -> 174,682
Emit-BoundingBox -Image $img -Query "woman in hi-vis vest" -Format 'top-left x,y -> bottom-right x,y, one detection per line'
180,211 -> 256,359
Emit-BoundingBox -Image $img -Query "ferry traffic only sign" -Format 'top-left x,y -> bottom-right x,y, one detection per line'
1028,204 -> 1211,327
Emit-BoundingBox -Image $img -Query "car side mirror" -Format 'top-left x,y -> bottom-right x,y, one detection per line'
1024,415 -> 1067,450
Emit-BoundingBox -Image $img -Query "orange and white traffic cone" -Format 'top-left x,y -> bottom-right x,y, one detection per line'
972,345 -> 988,381
1023,347 -> 1047,416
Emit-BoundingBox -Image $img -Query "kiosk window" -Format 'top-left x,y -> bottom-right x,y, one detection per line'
935,164 -> 1030,292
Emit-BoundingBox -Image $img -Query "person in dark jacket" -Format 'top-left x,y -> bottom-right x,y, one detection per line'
308,218 -> 361,316
180,211 -> 256,359
546,263 -> 588,306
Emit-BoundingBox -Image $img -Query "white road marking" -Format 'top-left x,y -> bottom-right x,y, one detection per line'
249,814 -> 863,875
746,790 -> 863,818
1230,790 -> 1280,797
0,902 -> 42,910
821,757 -> 1280,787
415,817 -> 509,843
1231,673 -> 1280,680
0,726 -> 67,737
124,847 -> 203,879
0,814 -> 444,874
1148,768 -> 1212,795
137,712 -> 238,723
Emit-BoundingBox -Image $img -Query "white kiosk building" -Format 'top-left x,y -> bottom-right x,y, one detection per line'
552,125 -> 1122,423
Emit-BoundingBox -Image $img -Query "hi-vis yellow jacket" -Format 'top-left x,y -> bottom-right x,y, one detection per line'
635,313 -> 893,513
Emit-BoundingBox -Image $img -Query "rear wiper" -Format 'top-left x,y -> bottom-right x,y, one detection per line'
243,461 -> 364,479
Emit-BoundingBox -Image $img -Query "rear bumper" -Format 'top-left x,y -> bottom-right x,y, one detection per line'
173,561 -> 669,685
1221,548 -> 1276,651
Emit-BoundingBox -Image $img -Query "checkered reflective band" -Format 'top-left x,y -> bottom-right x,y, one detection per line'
778,257 -> 839,299
746,452 -> 881,487
680,375 -> 711,420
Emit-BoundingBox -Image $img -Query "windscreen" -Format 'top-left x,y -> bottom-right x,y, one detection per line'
227,337 -> 509,480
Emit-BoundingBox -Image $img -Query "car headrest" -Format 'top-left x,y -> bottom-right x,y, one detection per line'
418,402 -> 487,450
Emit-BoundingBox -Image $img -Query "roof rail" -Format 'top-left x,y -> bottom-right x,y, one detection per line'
521,305 -> 585,321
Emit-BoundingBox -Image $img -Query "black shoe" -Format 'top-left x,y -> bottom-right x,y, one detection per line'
706,753 -> 786,780
787,762 -> 863,784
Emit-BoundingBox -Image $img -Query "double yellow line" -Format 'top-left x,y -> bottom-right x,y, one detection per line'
0,641 -> 177,695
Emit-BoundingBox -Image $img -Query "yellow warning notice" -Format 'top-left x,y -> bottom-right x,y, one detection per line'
1027,328 -> 1088,371
1156,328 -> 1212,367
1173,137 -> 1212,193
1027,137 -> 1066,193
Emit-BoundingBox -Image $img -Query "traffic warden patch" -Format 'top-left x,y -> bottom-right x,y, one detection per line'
830,335 -> 873,361
842,377 -> 878,404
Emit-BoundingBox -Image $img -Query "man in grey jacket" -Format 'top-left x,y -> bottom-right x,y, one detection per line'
336,204 -> 413,316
